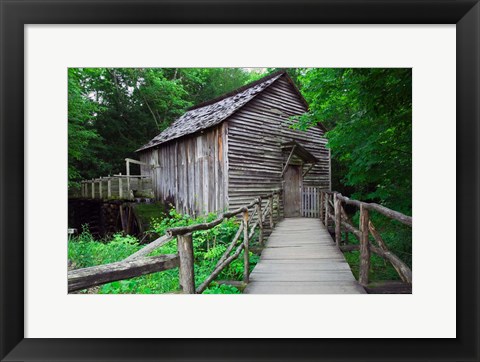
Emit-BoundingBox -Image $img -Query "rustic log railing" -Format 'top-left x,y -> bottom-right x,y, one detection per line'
68,190 -> 281,293
320,190 -> 412,287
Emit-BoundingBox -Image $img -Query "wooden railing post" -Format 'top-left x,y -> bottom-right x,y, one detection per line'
177,233 -> 195,293
359,204 -> 370,286
126,159 -> 131,199
324,193 -> 329,227
320,191 -> 324,221
334,193 -> 341,247
275,192 -> 280,221
243,210 -> 249,283
275,193 -> 279,223
91,180 -> 95,199
107,177 -> 112,198
269,195 -> 274,228
99,177 -> 103,199
119,175 -> 123,199
257,198 -> 264,246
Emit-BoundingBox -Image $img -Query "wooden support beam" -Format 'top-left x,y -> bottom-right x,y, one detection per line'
280,145 -> 296,177
302,163 -> 315,177
177,233 -> 195,294
68,254 -> 179,292
125,158 -> 148,166
119,205 -> 126,232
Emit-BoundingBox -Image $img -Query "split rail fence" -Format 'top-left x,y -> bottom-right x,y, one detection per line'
320,190 -> 412,286
68,190 -> 281,294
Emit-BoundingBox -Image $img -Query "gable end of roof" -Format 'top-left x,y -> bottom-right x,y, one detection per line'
136,71 -> 286,152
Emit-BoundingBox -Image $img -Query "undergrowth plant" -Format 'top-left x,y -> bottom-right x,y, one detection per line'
342,210 -> 412,282
68,209 -> 261,294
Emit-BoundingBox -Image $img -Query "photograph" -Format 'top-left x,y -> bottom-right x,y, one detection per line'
67,67 -> 412,295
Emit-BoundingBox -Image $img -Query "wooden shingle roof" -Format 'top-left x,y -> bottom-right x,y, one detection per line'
136,71 -> 286,152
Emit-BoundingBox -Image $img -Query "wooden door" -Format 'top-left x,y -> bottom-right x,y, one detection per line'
284,165 -> 302,217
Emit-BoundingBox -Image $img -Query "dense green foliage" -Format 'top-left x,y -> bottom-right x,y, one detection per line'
68,210 -> 259,294
293,68 -> 412,214
68,69 -> 101,188
68,68 -> 264,188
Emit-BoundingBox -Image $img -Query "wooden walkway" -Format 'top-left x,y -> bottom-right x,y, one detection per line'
244,218 -> 366,294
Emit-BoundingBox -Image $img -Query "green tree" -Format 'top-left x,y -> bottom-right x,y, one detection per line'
68,68 -> 101,188
295,68 -> 412,213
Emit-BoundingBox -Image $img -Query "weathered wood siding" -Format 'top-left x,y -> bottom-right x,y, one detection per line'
138,124 -> 227,216
137,74 -> 329,217
226,75 -> 330,214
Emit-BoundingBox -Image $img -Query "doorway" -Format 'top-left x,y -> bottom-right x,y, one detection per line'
283,165 -> 302,217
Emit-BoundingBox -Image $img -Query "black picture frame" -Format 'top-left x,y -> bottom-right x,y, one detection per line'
1,1 -> 478,361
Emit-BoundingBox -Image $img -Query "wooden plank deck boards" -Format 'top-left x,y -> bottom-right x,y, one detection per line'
244,218 -> 366,294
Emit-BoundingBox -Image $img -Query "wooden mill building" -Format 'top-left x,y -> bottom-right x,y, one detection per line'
136,70 -> 330,217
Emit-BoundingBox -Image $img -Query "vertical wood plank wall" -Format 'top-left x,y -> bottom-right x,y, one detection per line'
138,124 -> 227,216
226,76 -> 330,216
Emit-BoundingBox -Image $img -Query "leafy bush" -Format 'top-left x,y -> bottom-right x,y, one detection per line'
68,209 -> 260,294
203,283 -> 241,294
68,226 -> 142,268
